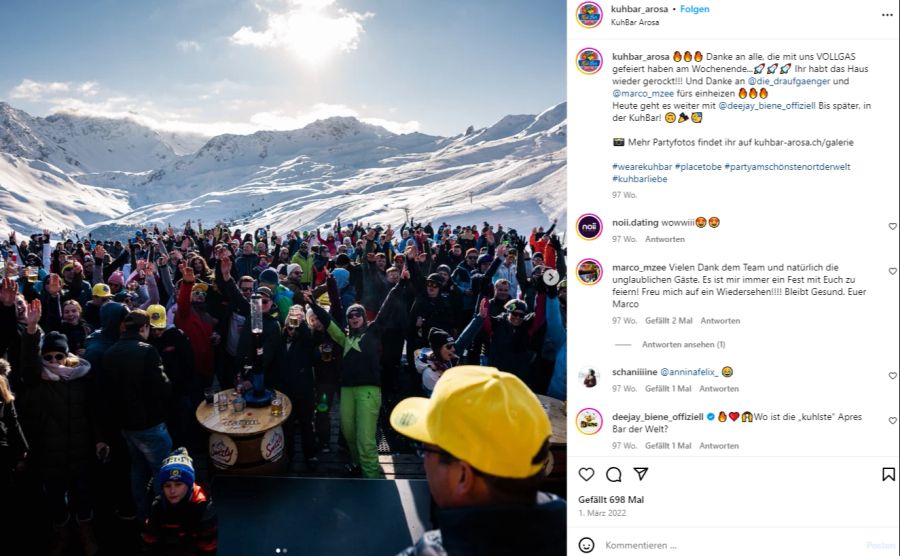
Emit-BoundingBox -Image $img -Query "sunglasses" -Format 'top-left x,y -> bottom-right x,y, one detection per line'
192,291 -> 207,298
348,312 -> 364,319
43,353 -> 66,362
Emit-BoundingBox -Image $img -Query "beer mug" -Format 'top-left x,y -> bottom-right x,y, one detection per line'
270,394 -> 283,416
25,266 -> 38,283
287,305 -> 303,329
216,392 -> 229,412
320,343 -> 333,362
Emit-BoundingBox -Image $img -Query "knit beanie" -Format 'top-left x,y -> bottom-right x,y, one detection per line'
41,331 -> 69,355
259,268 -> 279,286
158,447 -> 195,495
428,327 -> 453,352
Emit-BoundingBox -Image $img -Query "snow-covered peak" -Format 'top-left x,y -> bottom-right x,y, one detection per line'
0,104 -> 180,173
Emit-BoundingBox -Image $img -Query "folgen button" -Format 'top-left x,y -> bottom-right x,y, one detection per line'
576,213 -> 603,240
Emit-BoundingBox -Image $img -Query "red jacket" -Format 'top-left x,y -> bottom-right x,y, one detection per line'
174,281 -> 214,377
142,483 -> 218,555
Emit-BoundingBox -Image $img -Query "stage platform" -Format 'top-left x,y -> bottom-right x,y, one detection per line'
214,476 -> 433,555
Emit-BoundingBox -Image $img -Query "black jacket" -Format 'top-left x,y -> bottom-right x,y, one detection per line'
20,332 -> 97,480
148,327 -> 196,400
102,331 -> 171,431
310,279 -> 406,387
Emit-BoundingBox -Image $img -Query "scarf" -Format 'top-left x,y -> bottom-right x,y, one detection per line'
41,356 -> 91,382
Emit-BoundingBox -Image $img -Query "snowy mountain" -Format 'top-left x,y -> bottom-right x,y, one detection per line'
0,102 -> 567,237
0,102 -> 195,173
0,153 -> 130,232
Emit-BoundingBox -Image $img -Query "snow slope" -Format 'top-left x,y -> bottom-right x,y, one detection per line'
0,153 -> 130,232
1,101 -> 567,238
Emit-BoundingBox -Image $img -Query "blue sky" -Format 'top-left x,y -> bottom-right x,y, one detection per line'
0,0 -> 564,137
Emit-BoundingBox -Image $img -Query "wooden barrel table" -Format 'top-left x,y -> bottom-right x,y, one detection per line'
537,394 -> 567,481
196,388 -> 293,475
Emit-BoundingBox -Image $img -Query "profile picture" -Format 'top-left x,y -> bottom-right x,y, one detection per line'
576,258 -> 603,285
578,367 -> 597,388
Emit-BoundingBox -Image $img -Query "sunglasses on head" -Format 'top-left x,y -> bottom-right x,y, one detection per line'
43,353 -> 66,362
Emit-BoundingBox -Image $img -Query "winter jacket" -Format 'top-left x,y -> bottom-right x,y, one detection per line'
142,483 -> 218,555
289,251 -> 314,286
310,279 -> 406,387
544,296 -> 567,401
148,327 -> 196,400
220,277 -> 286,392
20,332 -> 97,481
60,319 -> 93,355
101,331 -> 171,432
174,281 -> 215,378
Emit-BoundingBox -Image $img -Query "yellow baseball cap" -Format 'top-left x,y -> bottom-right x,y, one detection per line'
390,366 -> 551,479
92,283 -> 113,298
147,304 -> 167,329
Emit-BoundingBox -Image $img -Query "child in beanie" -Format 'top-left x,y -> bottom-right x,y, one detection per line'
142,447 -> 218,555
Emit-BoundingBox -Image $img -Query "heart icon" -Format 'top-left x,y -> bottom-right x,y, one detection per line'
891,268 -> 898,275
729,412 -> 740,421
890,372 -> 898,380
579,467 -> 595,481
890,417 -> 898,425
890,223 -> 898,230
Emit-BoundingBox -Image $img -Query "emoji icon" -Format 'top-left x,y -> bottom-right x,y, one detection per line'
677,112 -> 689,123
718,411 -> 727,423
691,112 -> 702,123
749,87 -> 758,99
738,87 -> 748,99
694,51 -> 703,62
665,112 -> 676,123
707,413 -> 715,421
780,63 -> 792,74
729,412 -> 740,421
753,63 -> 765,74
613,137 -> 625,146
579,537 -> 596,553
695,217 -> 707,228
683,50 -> 692,62
721,365 -> 733,377
673,51 -> 682,62
709,216 -> 720,228
759,88 -> 768,99
767,63 -> 778,74
741,412 -> 753,423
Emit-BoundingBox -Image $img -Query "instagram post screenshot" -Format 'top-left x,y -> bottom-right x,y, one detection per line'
0,1 -> 897,555
0,1 -> 568,555
569,0 -> 898,554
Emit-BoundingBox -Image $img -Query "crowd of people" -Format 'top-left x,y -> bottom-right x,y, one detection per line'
0,216 -> 567,555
